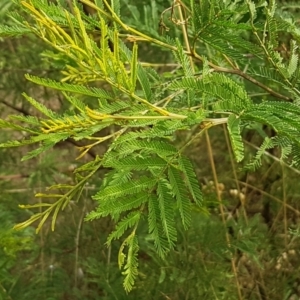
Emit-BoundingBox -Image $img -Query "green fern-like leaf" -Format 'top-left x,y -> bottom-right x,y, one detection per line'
0,24 -> 31,37
107,211 -> 141,244
291,144 -> 300,167
227,114 -> 244,162
106,156 -> 167,171
113,139 -> 177,160
93,176 -> 157,201
148,194 -> 170,258
173,38 -> 194,77
87,193 -> 148,220
121,234 -> 139,293
243,102 -> 300,143
0,119 -> 38,133
25,75 -> 114,99
137,64 -> 153,101
22,93 -> 57,119
246,137 -> 276,170
178,156 -> 202,206
168,166 -> 191,230
21,142 -> 55,161
171,73 -> 252,111
157,179 -> 177,248
287,40 -> 298,77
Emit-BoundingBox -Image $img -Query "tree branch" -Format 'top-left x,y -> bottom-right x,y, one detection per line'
192,52 -> 293,102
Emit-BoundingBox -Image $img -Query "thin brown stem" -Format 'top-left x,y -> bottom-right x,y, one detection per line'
223,124 -> 248,224
205,131 -> 243,300
282,164 -> 288,248
74,198 -> 86,287
176,0 -> 194,73
238,181 -> 300,216
192,53 -> 292,102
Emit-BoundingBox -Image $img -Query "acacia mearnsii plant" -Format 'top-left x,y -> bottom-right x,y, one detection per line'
1,0 -> 300,293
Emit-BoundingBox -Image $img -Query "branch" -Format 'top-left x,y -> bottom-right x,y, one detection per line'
0,99 -> 30,115
192,53 -> 293,102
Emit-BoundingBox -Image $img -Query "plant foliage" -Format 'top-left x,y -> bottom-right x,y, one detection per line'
1,0 -> 300,293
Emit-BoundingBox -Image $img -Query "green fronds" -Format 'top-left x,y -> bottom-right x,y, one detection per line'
9,115 -> 40,127
157,179 -> 177,248
93,176 -> 157,201
190,0 -> 214,32
266,0 -> 278,47
87,193 -> 147,219
14,158 -> 102,233
113,139 -> 178,159
246,1 -> 300,96
0,132 -> 70,157
25,75 -> 114,99
148,194 -> 170,258
0,24 -> 31,37
173,39 -> 193,77
137,63 -> 153,101
119,233 -> 139,292
200,29 -> 262,59
73,5 -> 92,53
291,144 -> 300,167
246,137 -> 277,170
87,133 -> 202,260
287,40 -> 299,78
247,0 -> 258,22
178,156 -> 202,207
110,0 -> 121,17
113,119 -> 185,145
190,0 -> 263,59
21,141 -> 56,161
248,66 -> 287,88
168,166 -> 191,229
18,1 -> 167,115
22,93 -> 57,119
243,102 -> 300,142
0,139 -> 39,148
107,156 -> 168,171
130,43 -> 138,93
171,73 -> 252,111
227,114 -> 244,162
0,119 -> 38,133
107,211 -> 141,244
